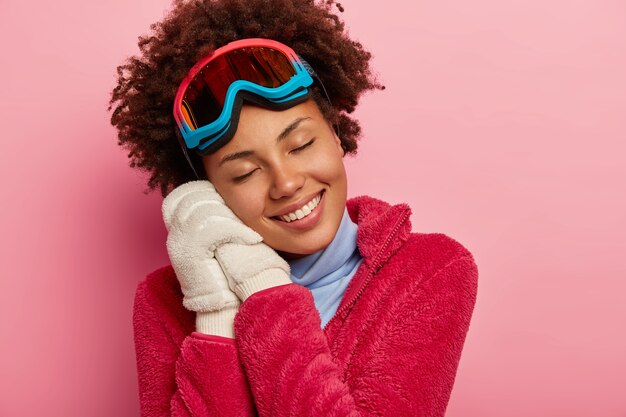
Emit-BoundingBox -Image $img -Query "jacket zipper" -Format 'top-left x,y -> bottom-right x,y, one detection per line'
323,209 -> 411,332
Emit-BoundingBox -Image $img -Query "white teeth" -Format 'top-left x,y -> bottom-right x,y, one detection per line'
278,192 -> 322,222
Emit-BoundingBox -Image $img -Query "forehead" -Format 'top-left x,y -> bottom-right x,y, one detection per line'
221,100 -> 323,148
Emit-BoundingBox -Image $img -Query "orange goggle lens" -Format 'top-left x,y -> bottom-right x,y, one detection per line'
180,47 -> 297,130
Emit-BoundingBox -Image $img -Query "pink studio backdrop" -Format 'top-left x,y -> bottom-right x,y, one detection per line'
1,0 -> 624,416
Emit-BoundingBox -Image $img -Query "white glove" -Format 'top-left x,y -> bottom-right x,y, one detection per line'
162,180 -> 263,336
215,241 -> 292,301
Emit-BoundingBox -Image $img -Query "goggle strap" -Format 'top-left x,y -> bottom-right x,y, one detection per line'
175,128 -> 202,180
301,57 -> 341,139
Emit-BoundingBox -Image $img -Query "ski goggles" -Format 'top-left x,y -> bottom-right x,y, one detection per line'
173,38 -> 317,157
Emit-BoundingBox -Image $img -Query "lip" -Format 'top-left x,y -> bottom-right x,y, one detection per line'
270,190 -> 326,230
270,190 -> 325,218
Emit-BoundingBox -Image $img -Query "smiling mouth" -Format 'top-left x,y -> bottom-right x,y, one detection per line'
271,190 -> 325,223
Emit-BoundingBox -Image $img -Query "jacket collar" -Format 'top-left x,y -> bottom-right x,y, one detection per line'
346,195 -> 412,272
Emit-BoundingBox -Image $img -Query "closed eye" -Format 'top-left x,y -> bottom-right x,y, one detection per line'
233,169 -> 257,183
290,138 -> 315,154
233,138 -> 315,183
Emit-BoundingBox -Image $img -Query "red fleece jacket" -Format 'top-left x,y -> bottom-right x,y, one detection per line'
133,195 -> 479,417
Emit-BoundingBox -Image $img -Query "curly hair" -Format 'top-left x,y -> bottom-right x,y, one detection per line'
108,0 -> 385,197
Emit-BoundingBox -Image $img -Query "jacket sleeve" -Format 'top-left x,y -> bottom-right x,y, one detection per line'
133,279 -> 257,417
233,255 -> 478,417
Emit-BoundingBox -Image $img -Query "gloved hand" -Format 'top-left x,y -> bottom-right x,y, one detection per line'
162,180 -> 263,337
215,241 -> 292,301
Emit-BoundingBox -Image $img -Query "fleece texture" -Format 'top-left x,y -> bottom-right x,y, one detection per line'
133,195 -> 479,417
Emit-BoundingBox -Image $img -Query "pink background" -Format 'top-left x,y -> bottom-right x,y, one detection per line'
1,0 -> 624,415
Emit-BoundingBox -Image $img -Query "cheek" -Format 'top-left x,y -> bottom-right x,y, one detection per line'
312,147 -> 346,183
220,189 -> 266,224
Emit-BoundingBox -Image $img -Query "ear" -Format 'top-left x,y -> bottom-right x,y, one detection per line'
328,122 -> 345,157
333,133 -> 346,157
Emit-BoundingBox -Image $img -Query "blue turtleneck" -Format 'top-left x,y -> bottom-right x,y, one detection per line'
287,207 -> 364,328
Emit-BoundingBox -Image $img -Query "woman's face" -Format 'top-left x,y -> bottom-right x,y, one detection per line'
201,98 -> 348,260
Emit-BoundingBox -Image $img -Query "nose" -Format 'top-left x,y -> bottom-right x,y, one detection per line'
268,160 -> 305,200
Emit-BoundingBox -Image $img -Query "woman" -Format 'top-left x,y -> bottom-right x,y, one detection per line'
109,1 -> 479,416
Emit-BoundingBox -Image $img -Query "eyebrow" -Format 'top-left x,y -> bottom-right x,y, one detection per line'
218,117 -> 312,167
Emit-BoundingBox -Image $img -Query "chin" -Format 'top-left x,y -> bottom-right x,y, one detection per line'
275,246 -> 322,260
273,232 -> 335,260
285,244 -> 322,256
